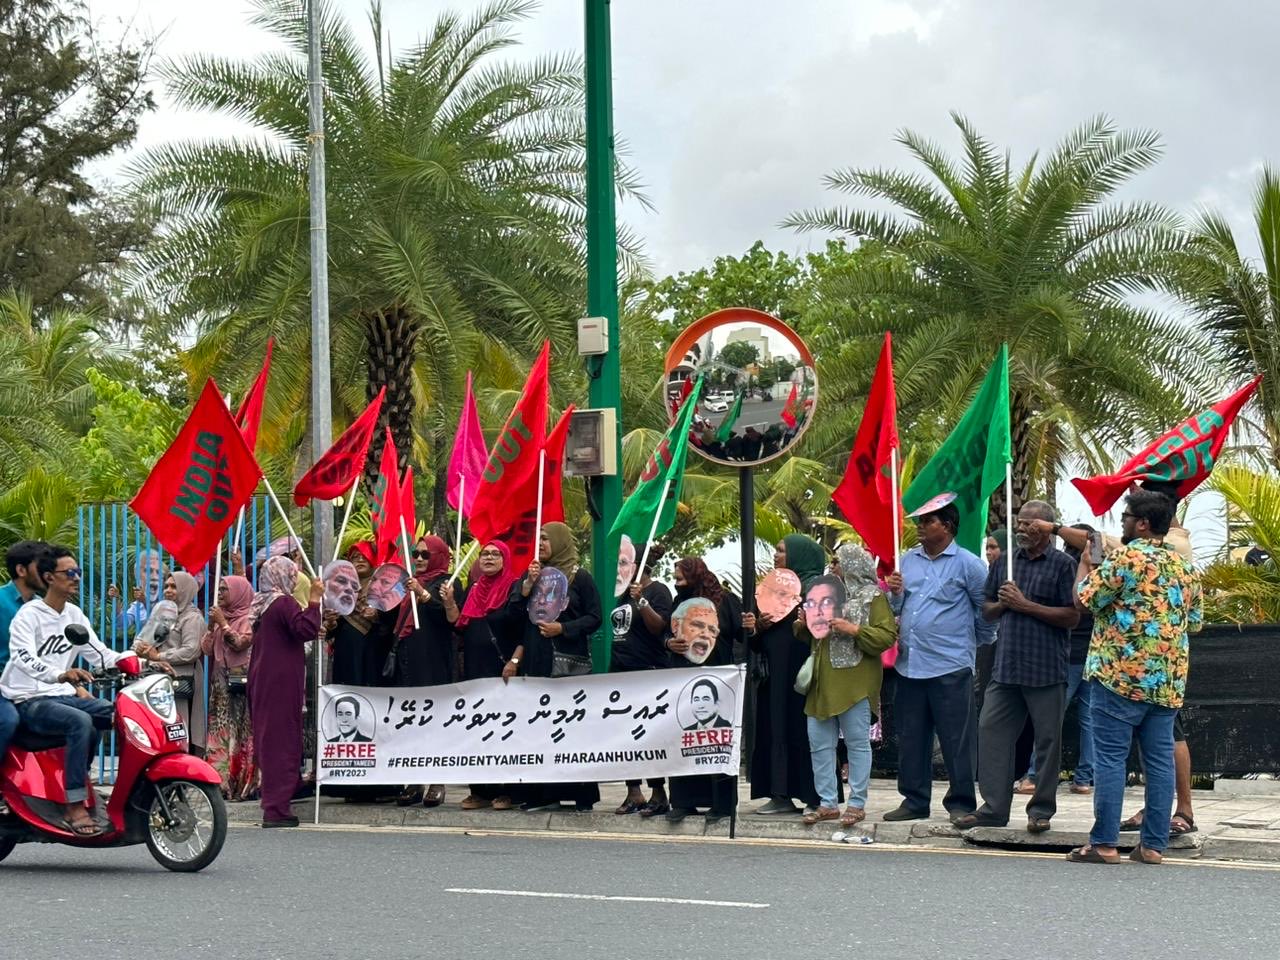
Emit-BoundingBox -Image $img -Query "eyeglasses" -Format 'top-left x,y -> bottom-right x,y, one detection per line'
1121,512 -> 1137,521
802,597 -> 837,612
55,568 -> 82,580
412,550 -> 432,559
479,549 -> 504,559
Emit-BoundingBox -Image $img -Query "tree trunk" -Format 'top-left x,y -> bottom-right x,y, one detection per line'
364,305 -> 419,489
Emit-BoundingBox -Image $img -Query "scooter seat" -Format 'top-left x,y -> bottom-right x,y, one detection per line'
9,729 -> 67,752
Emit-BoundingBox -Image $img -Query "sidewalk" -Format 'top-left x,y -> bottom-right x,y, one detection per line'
225,777 -> 1280,863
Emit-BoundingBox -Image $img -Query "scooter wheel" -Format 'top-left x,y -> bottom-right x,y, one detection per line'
144,780 -> 226,873
0,838 -> 15,864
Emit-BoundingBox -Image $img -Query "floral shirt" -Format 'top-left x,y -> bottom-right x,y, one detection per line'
1077,538 -> 1202,708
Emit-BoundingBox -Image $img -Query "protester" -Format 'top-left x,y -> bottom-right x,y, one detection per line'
395,535 -> 463,807
133,570 -> 205,746
0,540 -> 47,815
508,521 -> 602,812
885,499 -> 994,823
975,527 -> 1007,714
957,501 -> 1078,832
201,575 -> 258,801
107,548 -> 167,634
456,540 -> 522,810
797,546 -> 897,827
673,557 -> 744,662
1068,490 -> 1202,865
249,556 -> 323,828
745,533 -> 826,815
610,535 -> 675,818
327,542 -> 386,687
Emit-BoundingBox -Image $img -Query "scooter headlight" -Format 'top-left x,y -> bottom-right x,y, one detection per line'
144,677 -> 177,721
123,716 -> 153,749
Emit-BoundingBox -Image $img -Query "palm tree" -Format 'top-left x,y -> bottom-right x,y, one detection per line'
785,114 -> 1218,508
1174,166 -> 1280,465
130,0 -> 644,526
1200,465 -> 1280,623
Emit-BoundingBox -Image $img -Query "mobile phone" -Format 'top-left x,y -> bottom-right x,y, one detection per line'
1087,531 -> 1104,565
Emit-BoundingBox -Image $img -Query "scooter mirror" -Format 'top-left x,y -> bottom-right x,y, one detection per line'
65,624 -> 91,646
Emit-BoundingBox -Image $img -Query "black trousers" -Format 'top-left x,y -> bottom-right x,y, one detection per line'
895,668 -> 977,815
976,681 -> 1067,822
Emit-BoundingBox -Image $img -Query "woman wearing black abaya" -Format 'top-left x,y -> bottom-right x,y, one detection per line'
746,534 -> 827,815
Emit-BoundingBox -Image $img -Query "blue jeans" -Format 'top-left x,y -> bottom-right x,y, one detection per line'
1026,665 -> 1093,785
14,696 -> 115,803
0,695 -> 17,759
807,698 -> 872,809
1088,680 -> 1176,852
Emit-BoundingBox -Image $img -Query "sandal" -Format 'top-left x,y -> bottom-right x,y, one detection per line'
839,806 -> 866,827
1119,812 -> 1143,831
395,788 -> 424,807
422,785 -> 446,808
491,796 -> 514,811
638,800 -> 670,819
615,799 -> 644,815
1066,845 -> 1120,864
1170,812 -> 1197,835
64,816 -> 103,838
460,794 -> 491,811
1129,843 -> 1163,865
803,806 -> 840,825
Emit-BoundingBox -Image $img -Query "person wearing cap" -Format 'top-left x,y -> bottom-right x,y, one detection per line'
883,496 -> 995,823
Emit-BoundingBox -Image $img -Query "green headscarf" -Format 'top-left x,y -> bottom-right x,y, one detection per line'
989,528 -> 1009,552
781,533 -> 825,591
542,521 -> 579,574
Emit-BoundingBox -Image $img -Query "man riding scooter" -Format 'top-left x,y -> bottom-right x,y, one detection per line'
0,546 -> 168,837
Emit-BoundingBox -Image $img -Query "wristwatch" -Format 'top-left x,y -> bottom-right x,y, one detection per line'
510,657 -> 521,666
1051,523 -> 1062,536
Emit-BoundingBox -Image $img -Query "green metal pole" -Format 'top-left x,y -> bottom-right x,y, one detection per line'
585,0 -> 621,672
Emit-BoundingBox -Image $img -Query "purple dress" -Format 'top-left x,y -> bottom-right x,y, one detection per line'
249,596 -> 321,821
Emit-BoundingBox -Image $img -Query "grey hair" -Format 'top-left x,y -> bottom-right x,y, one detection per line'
1019,499 -> 1056,523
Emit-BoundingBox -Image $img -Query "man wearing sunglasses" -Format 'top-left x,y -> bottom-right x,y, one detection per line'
0,546 -> 133,836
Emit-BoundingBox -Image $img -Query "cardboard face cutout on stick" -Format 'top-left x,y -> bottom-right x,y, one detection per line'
529,566 -> 570,624
802,576 -> 848,640
672,597 -> 720,664
755,568 -> 802,621
615,534 -> 637,598
366,562 -> 408,612
322,560 -> 361,616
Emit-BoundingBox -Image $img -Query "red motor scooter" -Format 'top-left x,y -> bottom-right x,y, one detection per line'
0,625 -> 227,872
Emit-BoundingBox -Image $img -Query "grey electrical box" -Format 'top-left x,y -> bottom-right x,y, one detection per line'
566,407 -> 618,476
577,316 -> 609,355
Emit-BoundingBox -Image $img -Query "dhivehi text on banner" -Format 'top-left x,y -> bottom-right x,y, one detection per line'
317,666 -> 745,785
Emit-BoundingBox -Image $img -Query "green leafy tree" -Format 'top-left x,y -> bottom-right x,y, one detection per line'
718,340 -> 759,374
0,0 -> 154,313
645,240 -> 805,333
786,114 -> 1218,507
131,0 -> 643,528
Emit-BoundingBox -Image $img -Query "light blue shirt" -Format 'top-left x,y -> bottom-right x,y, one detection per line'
0,581 -> 29,672
890,540 -> 994,679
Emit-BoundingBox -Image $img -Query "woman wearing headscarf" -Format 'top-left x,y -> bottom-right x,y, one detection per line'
796,543 -> 897,826
745,533 -> 827,815
249,555 -> 323,828
201,575 -> 258,800
392,535 -> 466,807
455,540 -> 521,810
134,570 -> 205,745
328,542 -> 387,687
508,522 -> 602,812
665,557 -> 742,824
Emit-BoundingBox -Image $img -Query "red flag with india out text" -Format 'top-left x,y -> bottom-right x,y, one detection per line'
233,338 -> 273,451
832,332 -> 900,574
1071,376 -> 1263,515
370,428 -> 404,565
467,343 -> 550,571
131,379 -> 263,572
293,388 -> 385,506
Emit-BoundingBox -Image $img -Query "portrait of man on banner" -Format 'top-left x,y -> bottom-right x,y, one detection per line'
324,694 -> 375,743
677,676 -> 735,731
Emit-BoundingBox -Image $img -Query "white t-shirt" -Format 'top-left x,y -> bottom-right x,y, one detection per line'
0,599 -> 124,702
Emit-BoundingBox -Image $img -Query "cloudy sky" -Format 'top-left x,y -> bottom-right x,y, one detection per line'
89,0 -> 1275,558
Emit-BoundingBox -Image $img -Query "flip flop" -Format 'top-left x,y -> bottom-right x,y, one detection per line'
1129,843 -> 1163,865
1119,813 -> 1143,831
64,817 -> 103,838
1170,813 -> 1197,835
1066,845 -> 1121,864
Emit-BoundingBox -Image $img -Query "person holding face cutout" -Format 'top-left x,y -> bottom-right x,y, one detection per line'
743,534 -> 828,816
795,545 -> 898,827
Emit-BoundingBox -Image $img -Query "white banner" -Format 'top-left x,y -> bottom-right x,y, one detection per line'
317,666 -> 745,785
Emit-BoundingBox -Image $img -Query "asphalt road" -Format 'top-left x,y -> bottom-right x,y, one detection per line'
4,826 -> 1277,960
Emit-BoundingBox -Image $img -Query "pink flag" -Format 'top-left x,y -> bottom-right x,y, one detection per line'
447,371 -> 487,516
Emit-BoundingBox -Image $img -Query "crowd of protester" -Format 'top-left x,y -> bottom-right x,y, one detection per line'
0,477 -> 1203,859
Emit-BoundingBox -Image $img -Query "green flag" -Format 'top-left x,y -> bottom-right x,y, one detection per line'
611,378 -> 704,544
902,345 -> 1011,554
714,390 -> 745,444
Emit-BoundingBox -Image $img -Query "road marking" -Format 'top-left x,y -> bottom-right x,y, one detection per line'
446,888 -> 769,909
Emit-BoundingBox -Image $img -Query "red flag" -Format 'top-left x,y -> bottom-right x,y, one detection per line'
446,371 -> 487,516
233,338 -> 273,451
1072,376 -> 1262,515
370,427 -> 403,564
131,379 -> 263,572
670,377 -> 693,419
468,342 -> 550,551
832,332 -> 900,575
781,381 -> 799,429
292,388 -> 386,506
541,406 -> 575,525
400,465 -> 417,542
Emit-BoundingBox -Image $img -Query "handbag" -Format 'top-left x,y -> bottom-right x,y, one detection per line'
794,651 -> 816,695
381,646 -> 398,680
550,645 -> 592,678
226,666 -> 248,695
172,676 -> 195,699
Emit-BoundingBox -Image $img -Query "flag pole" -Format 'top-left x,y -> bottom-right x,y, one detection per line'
263,478 -> 317,578
890,446 -> 901,571
447,540 -> 480,588
454,473 -> 466,572
534,449 -> 547,547
331,475 -> 360,564
635,467 -> 677,584
1005,461 -> 1015,583
400,515 -> 420,629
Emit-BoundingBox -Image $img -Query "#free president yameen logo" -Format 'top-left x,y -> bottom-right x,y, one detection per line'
675,675 -> 735,761
320,692 -> 378,775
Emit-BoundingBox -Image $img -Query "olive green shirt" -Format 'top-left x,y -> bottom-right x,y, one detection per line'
796,594 -> 898,720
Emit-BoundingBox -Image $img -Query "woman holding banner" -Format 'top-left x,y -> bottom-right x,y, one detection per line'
508,522 -> 602,812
